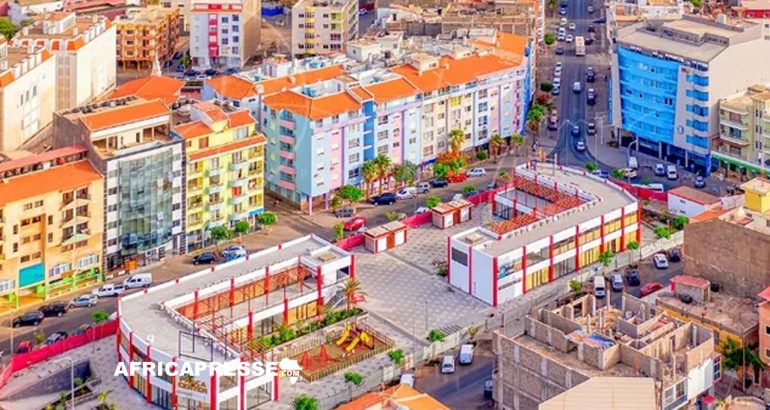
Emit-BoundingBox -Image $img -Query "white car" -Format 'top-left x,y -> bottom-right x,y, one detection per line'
92,284 -> 126,297
555,61 -> 563,69
415,207 -> 430,214
560,17 -> 567,26
566,34 -> 574,43
222,245 -> 247,259
575,140 -> 586,152
466,167 -> 486,177
553,77 -> 562,87
653,253 -> 669,269
666,165 -> 678,180
568,23 -> 576,31
572,81 -> 582,93
554,66 -> 563,76
395,187 -> 416,200
358,8 -> 367,15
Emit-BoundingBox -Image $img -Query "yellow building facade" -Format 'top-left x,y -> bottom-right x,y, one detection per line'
741,177 -> 770,214
174,101 -> 266,251
0,146 -> 104,309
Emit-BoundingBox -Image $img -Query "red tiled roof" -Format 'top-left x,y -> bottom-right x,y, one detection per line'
758,285 -> 770,302
362,78 -> 418,104
173,121 -> 213,139
671,275 -> 710,289
669,186 -> 720,205
262,90 -> 362,121
256,65 -> 346,95
392,55 -> 516,93
109,75 -> 185,104
80,99 -> 170,131
205,75 -> 257,100
188,135 -> 266,161
0,145 -> 87,175
227,110 -> 255,127
0,161 -> 102,207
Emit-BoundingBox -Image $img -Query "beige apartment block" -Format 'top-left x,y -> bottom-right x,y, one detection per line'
291,0 -> 358,56
115,6 -> 181,70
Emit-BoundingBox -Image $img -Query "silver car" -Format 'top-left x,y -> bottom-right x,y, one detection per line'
70,294 -> 98,308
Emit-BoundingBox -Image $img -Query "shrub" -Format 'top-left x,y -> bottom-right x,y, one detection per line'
333,223 -> 344,241
425,196 -> 441,209
293,394 -> 319,410
672,215 -> 689,231
569,279 -> 582,294
463,184 -> 476,194
654,226 -> 672,239
344,371 -> 363,386
540,81 -> 553,92
626,240 -> 639,250
388,349 -> 405,365
585,162 -> 598,172
258,212 -> 277,226
476,150 -> 488,161
427,329 -> 446,343
544,33 -> 556,45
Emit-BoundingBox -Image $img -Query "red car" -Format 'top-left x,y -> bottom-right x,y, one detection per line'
639,282 -> 664,297
343,216 -> 367,231
447,174 -> 467,183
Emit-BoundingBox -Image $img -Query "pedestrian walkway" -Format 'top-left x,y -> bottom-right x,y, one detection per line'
0,336 -> 153,410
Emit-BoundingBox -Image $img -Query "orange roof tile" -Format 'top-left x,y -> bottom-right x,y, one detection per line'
80,99 -> 170,131
188,135 -> 266,161
350,86 -> 373,101
363,78 -> 418,104
262,90 -> 362,121
205,75 -> 257,100
0,145 -> 88,174
110,75 -> 185,104
173,121 -> 213,139
690,207 -> 729,223
0,161 -> 102,207
392,55 -> 516,93
194,101 -> 229,123
337,385 -> 450,410
473,32 -> 528,64
227,110 -> 255,128
256,65 -> 346,95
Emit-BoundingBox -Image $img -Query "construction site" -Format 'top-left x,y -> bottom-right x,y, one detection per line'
493,294 -> 719,410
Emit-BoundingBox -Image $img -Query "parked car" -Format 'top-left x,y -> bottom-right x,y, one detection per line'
551,85 -> 561,95
553,76 -> 561,88
587,5 -> 595,12
548,112 -> 559,130
396,186 -> 417,199
559,7 -> 567,15
193,252 -> 218,265
669,248 -> 682,262
571,124 -> 581,137
12,311 -> 44,327
16,340 -> 33,354
416,182 -> 431,194
620,167 -> 638,179
447,174 -> 467,183
358,8 -> 367,15
640,282 -> 664,297
566,34 -> 574,43
39,302 -> 69,317
568,22 -> 576,31
335,206 -> 355,218
45,332 -> 68,345
225,67 -> 239,74
653,253 -> 669,269
371,193 -> 397,205
625,269 -> 641,286
588,24 -> 596,32
173,51 -> 184,60
586,67 -> 595,83
459,344 -> 475,364
591,169 -> 609,179
123,273 -> 152,288
654,163 -> 666,176
204,68 -> 218,76
175,64 -> 185,73
572,81 -> 582,93
593,276 -> 606,298
555,47 -> 565,55
92,283 -> 126,298
431,179 -> 449,188
666,164 -> 678,180
587,122 -> 596,135
343,216 -> 367,231
73,324 -> 93,336
694,175 -> 706,188
415,207 -> 430,214
560,17 -> 567,26
484,379 -> 494,400
611,273 -> 624,291
222,245 -> 247,259
466,167 -> 487,177
587,89 -> 597,105
441,355 -> 456,374
184,69 -> 200,77
575,140 -> 586,152
70,294 -> 98,308
400,373 -> 415,387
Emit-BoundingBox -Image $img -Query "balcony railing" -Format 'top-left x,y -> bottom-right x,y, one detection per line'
207,183 -> 225,195
230,161 -> 249,171
208,218 -> 226,229
207,200 -> 224,212
207,167 -> 224,177
231,195 -> 249,205
229,211 -> 250,222
230,178 -> 249,188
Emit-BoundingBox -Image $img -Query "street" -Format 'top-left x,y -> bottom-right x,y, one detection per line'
415,342 -> 495,410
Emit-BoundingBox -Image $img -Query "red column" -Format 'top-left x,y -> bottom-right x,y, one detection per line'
171,357 -> 177,410
548,235 -> 555,282
239,355 -> 246,410
467,246 -> 473,295
264,266 -> 270,305
229,277 -> 235,308
492,257 -> 499,307
315,265 -> 323,313
521,246 -> 528,295
273,373 -> 280,401
600,215 -> 606,253
128,331 -> 134,387
636,202 -> 642,245
116,323 -> 121,360
146,345 -> 152,403
574,225 -> 581,269
247,311 -> 254,339
193,290 -> 199,320
446,237 -> 451,283
210,370 -> 217,410
350,254 -> 356,279
283,296 -> 289,322
620,207 -> 626,251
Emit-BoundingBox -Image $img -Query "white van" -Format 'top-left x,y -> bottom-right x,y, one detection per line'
92,283 -> 126,297
593,276 -> 606,298
627,156 -> 639,170
416,182 -> 431,194
459,344 -> 475,365
396,186 -> 417,200
441,355 -> 456,374
400,373 -> 415,387
645,183 -> 665,192
666,165 -> 678,180
123,273 -> 153,289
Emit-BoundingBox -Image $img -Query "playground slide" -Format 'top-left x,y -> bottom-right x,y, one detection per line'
336,327 -> 351,346
360,331 -> 373,348
345,335 -> 361,352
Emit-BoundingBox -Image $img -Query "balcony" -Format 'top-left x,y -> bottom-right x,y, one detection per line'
229,211 -> 250,222
207,167 -> 224,177
719,133 -> 751,147
61,197 -> 90,210
208,218 -> 226,229
720,118 -> 748,130
207,183 -> 225,195
207,199 -> 224,212
279,164 -> 296,175
231,195 -> 249,205
230,177 -> 249,188
277,180 -> 296,191
188,184 -> 203,194
279,150 -> 295,160
188,166 -> 204,177
188,200 -> 204,210
61,213 -> 90,228
230,161 -> 249,171
279,134 -> 295,145
188,218 -> 203,229
279,119 -> 295,130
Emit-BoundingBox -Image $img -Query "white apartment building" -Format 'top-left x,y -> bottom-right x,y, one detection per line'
12,12 -> 116,111
189,0 -> 260,70
8,0 -> 64,25
0,39 -> 56,152
291,0 -> 358,56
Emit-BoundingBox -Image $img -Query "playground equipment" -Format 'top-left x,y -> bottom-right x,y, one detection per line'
336,324 -> 351,346
335,324 -> 375,352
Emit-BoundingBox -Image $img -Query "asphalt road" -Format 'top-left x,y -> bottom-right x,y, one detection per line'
416,345 -> 495,409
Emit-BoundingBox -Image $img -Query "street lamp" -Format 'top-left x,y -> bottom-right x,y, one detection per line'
54,356 -> 75,410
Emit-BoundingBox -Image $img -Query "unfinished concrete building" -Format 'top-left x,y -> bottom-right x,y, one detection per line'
493,295 -> 720,410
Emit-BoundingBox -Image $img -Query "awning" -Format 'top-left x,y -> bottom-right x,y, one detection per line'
63,233 -> 90,246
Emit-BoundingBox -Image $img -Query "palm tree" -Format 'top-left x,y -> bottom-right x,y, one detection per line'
393,161 -> 417,187
548,0 -> 557,15
449,129 -> 465,153
341,278 -> 366,311
361,161 -> 378,200
489,134 -> 505,163
373,154 -> 392,194
527,116 -> 542,134
510,134 -> 525,156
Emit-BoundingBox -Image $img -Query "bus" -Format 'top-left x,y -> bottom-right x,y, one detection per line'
575,36 -> 586,56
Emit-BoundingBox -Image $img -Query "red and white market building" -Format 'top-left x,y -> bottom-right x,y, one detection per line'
447,164 -> 641,306
117,235 -> 355,410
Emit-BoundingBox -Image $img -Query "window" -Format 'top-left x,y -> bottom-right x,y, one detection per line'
377,130 -> 388,142
765,325 -> 770,336
348,152 -> 360,163
451,248 -> 468,266
347,167 -> 360,179
49,263 -> 71,277
199,137 -> 209,149
347,138 -> 360,149
76,254 -> 99,269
